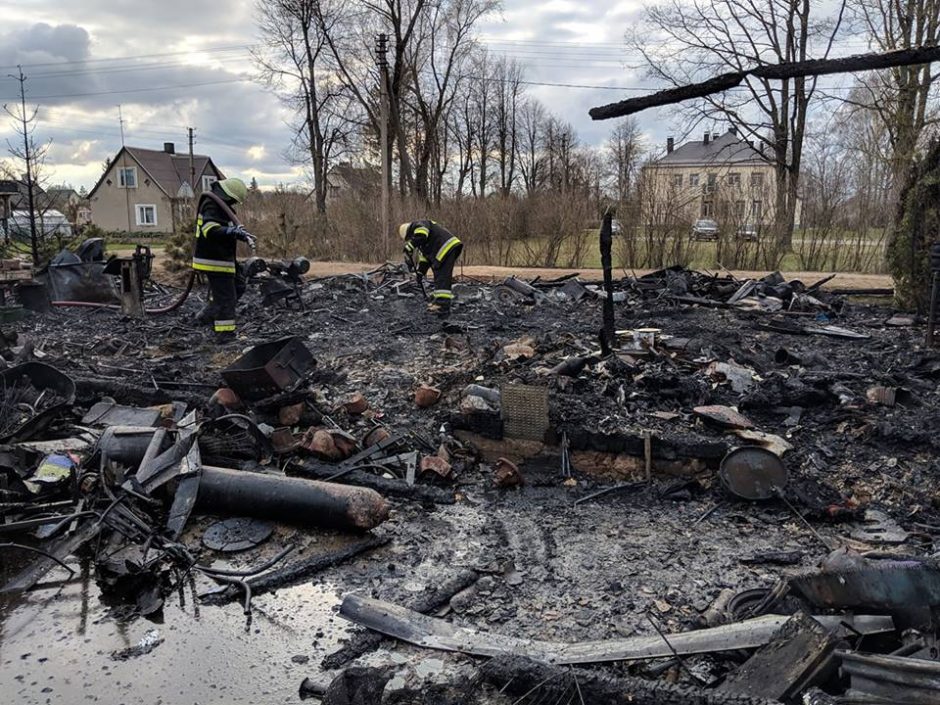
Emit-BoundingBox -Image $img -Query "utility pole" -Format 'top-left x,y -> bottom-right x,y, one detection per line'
188,127 -> 196,198
117,105 -> 125,146
376,34 -> 390,261
8,67 -> 38,264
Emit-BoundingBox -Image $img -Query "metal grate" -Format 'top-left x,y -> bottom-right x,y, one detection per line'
500,384 -> 550,441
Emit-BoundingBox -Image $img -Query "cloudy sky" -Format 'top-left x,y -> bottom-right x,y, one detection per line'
0,0 -> 856,191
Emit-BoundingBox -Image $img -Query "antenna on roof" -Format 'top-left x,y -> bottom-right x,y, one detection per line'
117,105 -> 125,146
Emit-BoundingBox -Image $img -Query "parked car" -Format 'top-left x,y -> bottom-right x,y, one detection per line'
690,218 -> 719,241
735,223 -> 759,241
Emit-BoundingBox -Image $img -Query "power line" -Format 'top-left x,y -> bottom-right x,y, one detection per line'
0,44 -> 260,71
0,77 -> 253,101
18,58 -> 254,81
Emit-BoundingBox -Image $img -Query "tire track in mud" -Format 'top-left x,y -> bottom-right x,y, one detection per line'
494,510 -> 557,581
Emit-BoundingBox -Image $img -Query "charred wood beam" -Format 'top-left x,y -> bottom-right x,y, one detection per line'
321,569 -> 479,670
590,45 -> 940,120
288,460 -> 456,505
74,378 -> 206,410
481,656 -> 781,705
600,211 -> 616,352
830,288 -> 895,296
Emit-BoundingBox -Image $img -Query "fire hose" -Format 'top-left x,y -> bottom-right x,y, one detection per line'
50,191 -> 239,315
50,269 -> 196,315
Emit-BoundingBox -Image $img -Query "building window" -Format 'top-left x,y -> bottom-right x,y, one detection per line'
119,167 -> 137,188
701,201 -> 713,217
202,175 -> 217,193
727,172 -> 741,186
689,173 -> 700,187
735,201 -> 746,218
135,204 -> 157,226
750,172 -> 764,187
752,200 -> 763,220
672,173 -> 683,187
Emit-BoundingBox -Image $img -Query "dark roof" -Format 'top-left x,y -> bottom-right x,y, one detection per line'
658,131 -> 765,167
0,179 -> 47,208
47,187 -> 79,197
328,163 -> 381,193
88,146 -> 225,198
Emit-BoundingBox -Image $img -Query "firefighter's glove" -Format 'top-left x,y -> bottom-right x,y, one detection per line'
233,226 -> 257,251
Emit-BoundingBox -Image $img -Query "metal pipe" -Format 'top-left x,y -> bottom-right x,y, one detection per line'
0,511 -> 97,533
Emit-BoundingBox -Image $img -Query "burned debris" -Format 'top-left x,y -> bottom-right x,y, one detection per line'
1,252 -> 939,705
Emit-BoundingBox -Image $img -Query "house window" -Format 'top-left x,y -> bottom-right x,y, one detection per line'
135,204 -> 157,226
689,173 -> 700,187
735,201 -> 746,218
119,167 -> 137,188
727,172 -> 741,186
750,172 -> 764,187
202,175 -> 217,193
752,200 -> 763,220
701,201 -> 713,217
672,173 -> 683,187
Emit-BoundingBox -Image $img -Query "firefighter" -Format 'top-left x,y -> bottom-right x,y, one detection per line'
399,220 -> 463,315
193,177 -> 256,342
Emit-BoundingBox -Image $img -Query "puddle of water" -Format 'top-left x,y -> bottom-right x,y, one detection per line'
0,559 -> 354,705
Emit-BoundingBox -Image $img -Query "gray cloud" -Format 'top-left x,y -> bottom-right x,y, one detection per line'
0,23 -> 91,66
1,2 -> 677,189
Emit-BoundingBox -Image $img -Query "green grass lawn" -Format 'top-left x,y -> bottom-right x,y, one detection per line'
482,230 -> 889,274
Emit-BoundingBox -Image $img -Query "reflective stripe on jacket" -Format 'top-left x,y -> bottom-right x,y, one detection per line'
403,220 -> 461,273
193,194 -> 237,274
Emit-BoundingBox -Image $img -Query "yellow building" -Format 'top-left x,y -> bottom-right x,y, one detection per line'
88,143 -> 225,235
641,128 -> 790,232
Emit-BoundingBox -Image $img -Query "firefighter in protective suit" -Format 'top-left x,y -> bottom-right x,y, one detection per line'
400,220 -> 463,315
193,178 -> 256,343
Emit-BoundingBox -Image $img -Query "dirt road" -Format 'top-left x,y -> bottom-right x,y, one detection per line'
306,261 -> 893,290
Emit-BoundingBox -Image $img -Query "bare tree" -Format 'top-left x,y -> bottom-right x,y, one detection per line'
468,52 -> 496,197
407,0 -> 495,202
255,0 -> 354,214
544,118 -> 578,193
3,67 -> 50,264
493,57 -> 524,195
849,0 -> 940,189
312,0 -> 498,203
606,118 -> 644,203
450,85 -> 476,196
631,0 -> 847,250
518,98 -> 546,194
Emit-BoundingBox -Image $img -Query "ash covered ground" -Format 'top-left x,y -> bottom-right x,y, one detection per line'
1,266 -> 939,704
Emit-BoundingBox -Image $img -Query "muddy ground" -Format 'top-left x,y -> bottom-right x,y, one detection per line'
0,267 -> 937,704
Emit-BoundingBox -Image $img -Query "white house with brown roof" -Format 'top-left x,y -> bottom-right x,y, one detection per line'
88,142 -> 225,235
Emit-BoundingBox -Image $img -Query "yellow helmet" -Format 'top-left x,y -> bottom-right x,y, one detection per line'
398,222 -> 411,240
218,177 -> 248,204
